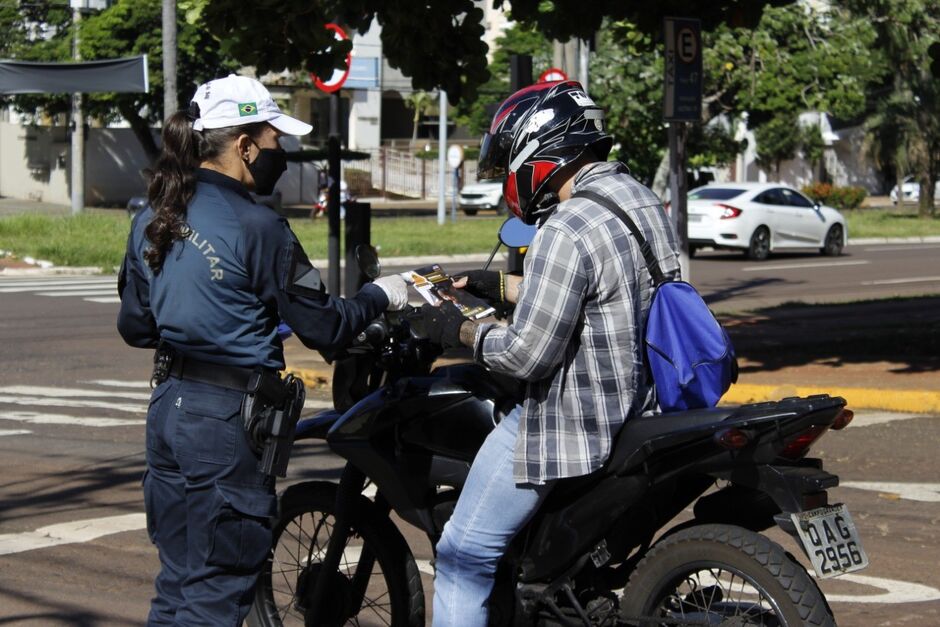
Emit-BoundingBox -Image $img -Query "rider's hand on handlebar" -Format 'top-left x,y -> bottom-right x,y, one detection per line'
373,275 -> 409,311
417,302 -> 467,350
453,270 -> 504,303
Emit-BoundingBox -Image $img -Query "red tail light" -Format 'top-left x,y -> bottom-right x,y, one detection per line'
831,409 -> 854,430
714,427 -> 750,450
716,204 -> 742,219
780,425 -> 829,460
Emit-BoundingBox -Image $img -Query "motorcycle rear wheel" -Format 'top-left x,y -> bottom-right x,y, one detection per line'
248,480 -> 425,627
620,524 -> 834,627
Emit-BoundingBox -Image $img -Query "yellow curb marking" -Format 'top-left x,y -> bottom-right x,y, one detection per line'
722,384 -> 940,414
285,367 -> 331,390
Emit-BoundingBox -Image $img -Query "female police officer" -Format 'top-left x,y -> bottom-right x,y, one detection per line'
117,74 -> 408,625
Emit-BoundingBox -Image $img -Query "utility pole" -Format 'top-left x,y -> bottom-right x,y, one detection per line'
70,5 -> 83,215
437,89 -> 447,226
328,93 -> 341,295
162,0 -> 177,120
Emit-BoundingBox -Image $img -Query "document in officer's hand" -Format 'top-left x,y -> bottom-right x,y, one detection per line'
400,264 -> 496,320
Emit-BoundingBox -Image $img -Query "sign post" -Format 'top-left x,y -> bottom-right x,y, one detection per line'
663,17 -> 702,280
447,144 -> 463,222
312,23 -> 351,295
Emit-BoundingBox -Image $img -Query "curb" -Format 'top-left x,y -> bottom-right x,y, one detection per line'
848,235 -> 940,245
722,383 -> 940,414
288,362 -> 940,415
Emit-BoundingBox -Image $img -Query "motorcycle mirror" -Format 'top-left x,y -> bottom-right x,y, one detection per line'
498,218 -> 537,249
355,245 -> 382,280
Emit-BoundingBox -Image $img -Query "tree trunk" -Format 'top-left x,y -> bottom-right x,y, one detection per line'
651,151 -> 670,199
918,175 -> 931,218
119,102 -> 160,163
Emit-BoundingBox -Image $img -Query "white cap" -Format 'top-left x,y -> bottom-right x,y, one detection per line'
190,74 -> 313,136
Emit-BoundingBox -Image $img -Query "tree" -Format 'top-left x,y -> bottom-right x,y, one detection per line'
4,0 -> 238,160
453,23 -> 553,137
843,0 -> 940,217
402,91 -> 434,143
194,0 -> 793,105
591,2 -> 883,185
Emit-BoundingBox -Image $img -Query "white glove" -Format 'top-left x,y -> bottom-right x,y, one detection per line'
372,274 -> 409,311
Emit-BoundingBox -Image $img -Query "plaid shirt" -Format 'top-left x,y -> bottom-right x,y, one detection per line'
474,162 -> 680,484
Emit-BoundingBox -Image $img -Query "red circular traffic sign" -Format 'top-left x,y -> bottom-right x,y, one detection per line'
311,23 -> 351,93
538,67 -> 568,83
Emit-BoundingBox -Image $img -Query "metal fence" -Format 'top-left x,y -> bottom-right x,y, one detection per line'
343,147 -> 479,199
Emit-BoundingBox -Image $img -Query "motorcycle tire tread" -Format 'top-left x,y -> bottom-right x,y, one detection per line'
620,523 -> 835,627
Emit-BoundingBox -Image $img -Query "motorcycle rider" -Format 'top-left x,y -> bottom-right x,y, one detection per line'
116,74 -> 407,625
418,81 -> 681,626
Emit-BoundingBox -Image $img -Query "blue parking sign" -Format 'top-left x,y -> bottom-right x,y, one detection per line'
664,18 -> 702,121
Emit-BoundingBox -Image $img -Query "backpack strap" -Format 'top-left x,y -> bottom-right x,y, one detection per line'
572,189 -> 668,286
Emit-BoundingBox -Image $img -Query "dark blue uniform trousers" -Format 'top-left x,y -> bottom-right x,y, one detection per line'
143,378 -> 276,626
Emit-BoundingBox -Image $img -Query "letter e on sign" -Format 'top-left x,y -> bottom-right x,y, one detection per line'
678,27 -> 698,63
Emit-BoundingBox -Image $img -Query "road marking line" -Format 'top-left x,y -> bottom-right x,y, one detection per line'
84,379 -> 151,389
36,289 -> 118,297
860,276 -> 940,285
863,244 -> 940,252
0,385 -> 152,401
0,395 -> 146,413
822,574 -> 940,604
741,260 -> 869,272
840,481 -> 940,502
0,513 -> 146,556
85,296 -> 121,303
0,279 -> 114,289
0,429 -> 31,437
0,411 -> 145,427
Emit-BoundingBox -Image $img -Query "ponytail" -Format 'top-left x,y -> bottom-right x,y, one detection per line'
144,108 -> 267,273
144,110 -> 200,272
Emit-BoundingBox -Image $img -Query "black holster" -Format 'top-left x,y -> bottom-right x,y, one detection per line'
241,371 -> 305,478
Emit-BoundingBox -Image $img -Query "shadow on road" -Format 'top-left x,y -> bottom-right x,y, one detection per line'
720,295 -> 940,375
0,451 -> 144,525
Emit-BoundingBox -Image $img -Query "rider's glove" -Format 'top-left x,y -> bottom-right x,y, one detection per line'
456,269 -> 505,303
419,302 -> 466,350
372,275 -> 409,311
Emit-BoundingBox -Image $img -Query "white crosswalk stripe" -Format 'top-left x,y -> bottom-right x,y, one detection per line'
0,380 -> 334,438
0,275 -> 118,304
0,380 -> 149,435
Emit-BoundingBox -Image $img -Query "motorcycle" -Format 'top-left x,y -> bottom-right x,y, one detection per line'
249,219 -> 867,626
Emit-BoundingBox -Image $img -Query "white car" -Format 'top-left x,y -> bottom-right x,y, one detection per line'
686,182 -> 847,260
458,181 -> 506,216
889,176 -> 940,204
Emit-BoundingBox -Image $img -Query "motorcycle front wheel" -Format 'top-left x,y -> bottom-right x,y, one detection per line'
248,480 -> 425,627
620,524 -> 834,627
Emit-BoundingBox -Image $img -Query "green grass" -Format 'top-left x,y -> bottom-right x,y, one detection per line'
1,207 -> 937,270
844,207 -> 940,238
0,212 -> 505,270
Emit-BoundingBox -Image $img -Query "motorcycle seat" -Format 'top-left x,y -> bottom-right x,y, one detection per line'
606,406 -> 738,474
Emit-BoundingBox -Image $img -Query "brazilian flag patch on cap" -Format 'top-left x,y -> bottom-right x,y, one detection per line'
238,102 -> 258,117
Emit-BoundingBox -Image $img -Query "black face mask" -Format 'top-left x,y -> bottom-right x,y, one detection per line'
247,144 -> 287,196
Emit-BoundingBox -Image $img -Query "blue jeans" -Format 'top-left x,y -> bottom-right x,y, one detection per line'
144,378 -> 276,626
432,407 -> 554,627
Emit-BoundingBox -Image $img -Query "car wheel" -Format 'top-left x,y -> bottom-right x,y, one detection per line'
820,224 -> 844,256
463,208 -> 478,216
746,226 -> 771,261
688,245 -> 699,258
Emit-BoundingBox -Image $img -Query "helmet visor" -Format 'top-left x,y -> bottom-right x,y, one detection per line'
477,132 -> 508,181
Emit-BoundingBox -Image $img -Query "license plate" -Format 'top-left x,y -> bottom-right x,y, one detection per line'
791,504 -> 869,579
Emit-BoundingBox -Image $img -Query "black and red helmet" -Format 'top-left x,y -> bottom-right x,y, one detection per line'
477,81 -> 612,224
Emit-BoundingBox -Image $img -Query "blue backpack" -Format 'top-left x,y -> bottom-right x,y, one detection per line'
575,190 -> 738,413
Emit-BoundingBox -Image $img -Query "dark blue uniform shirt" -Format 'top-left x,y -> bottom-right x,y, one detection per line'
117,169 -> 388,368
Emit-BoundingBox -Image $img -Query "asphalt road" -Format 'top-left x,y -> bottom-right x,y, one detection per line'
0,243 -> 938,625
382,241 -> 940,313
